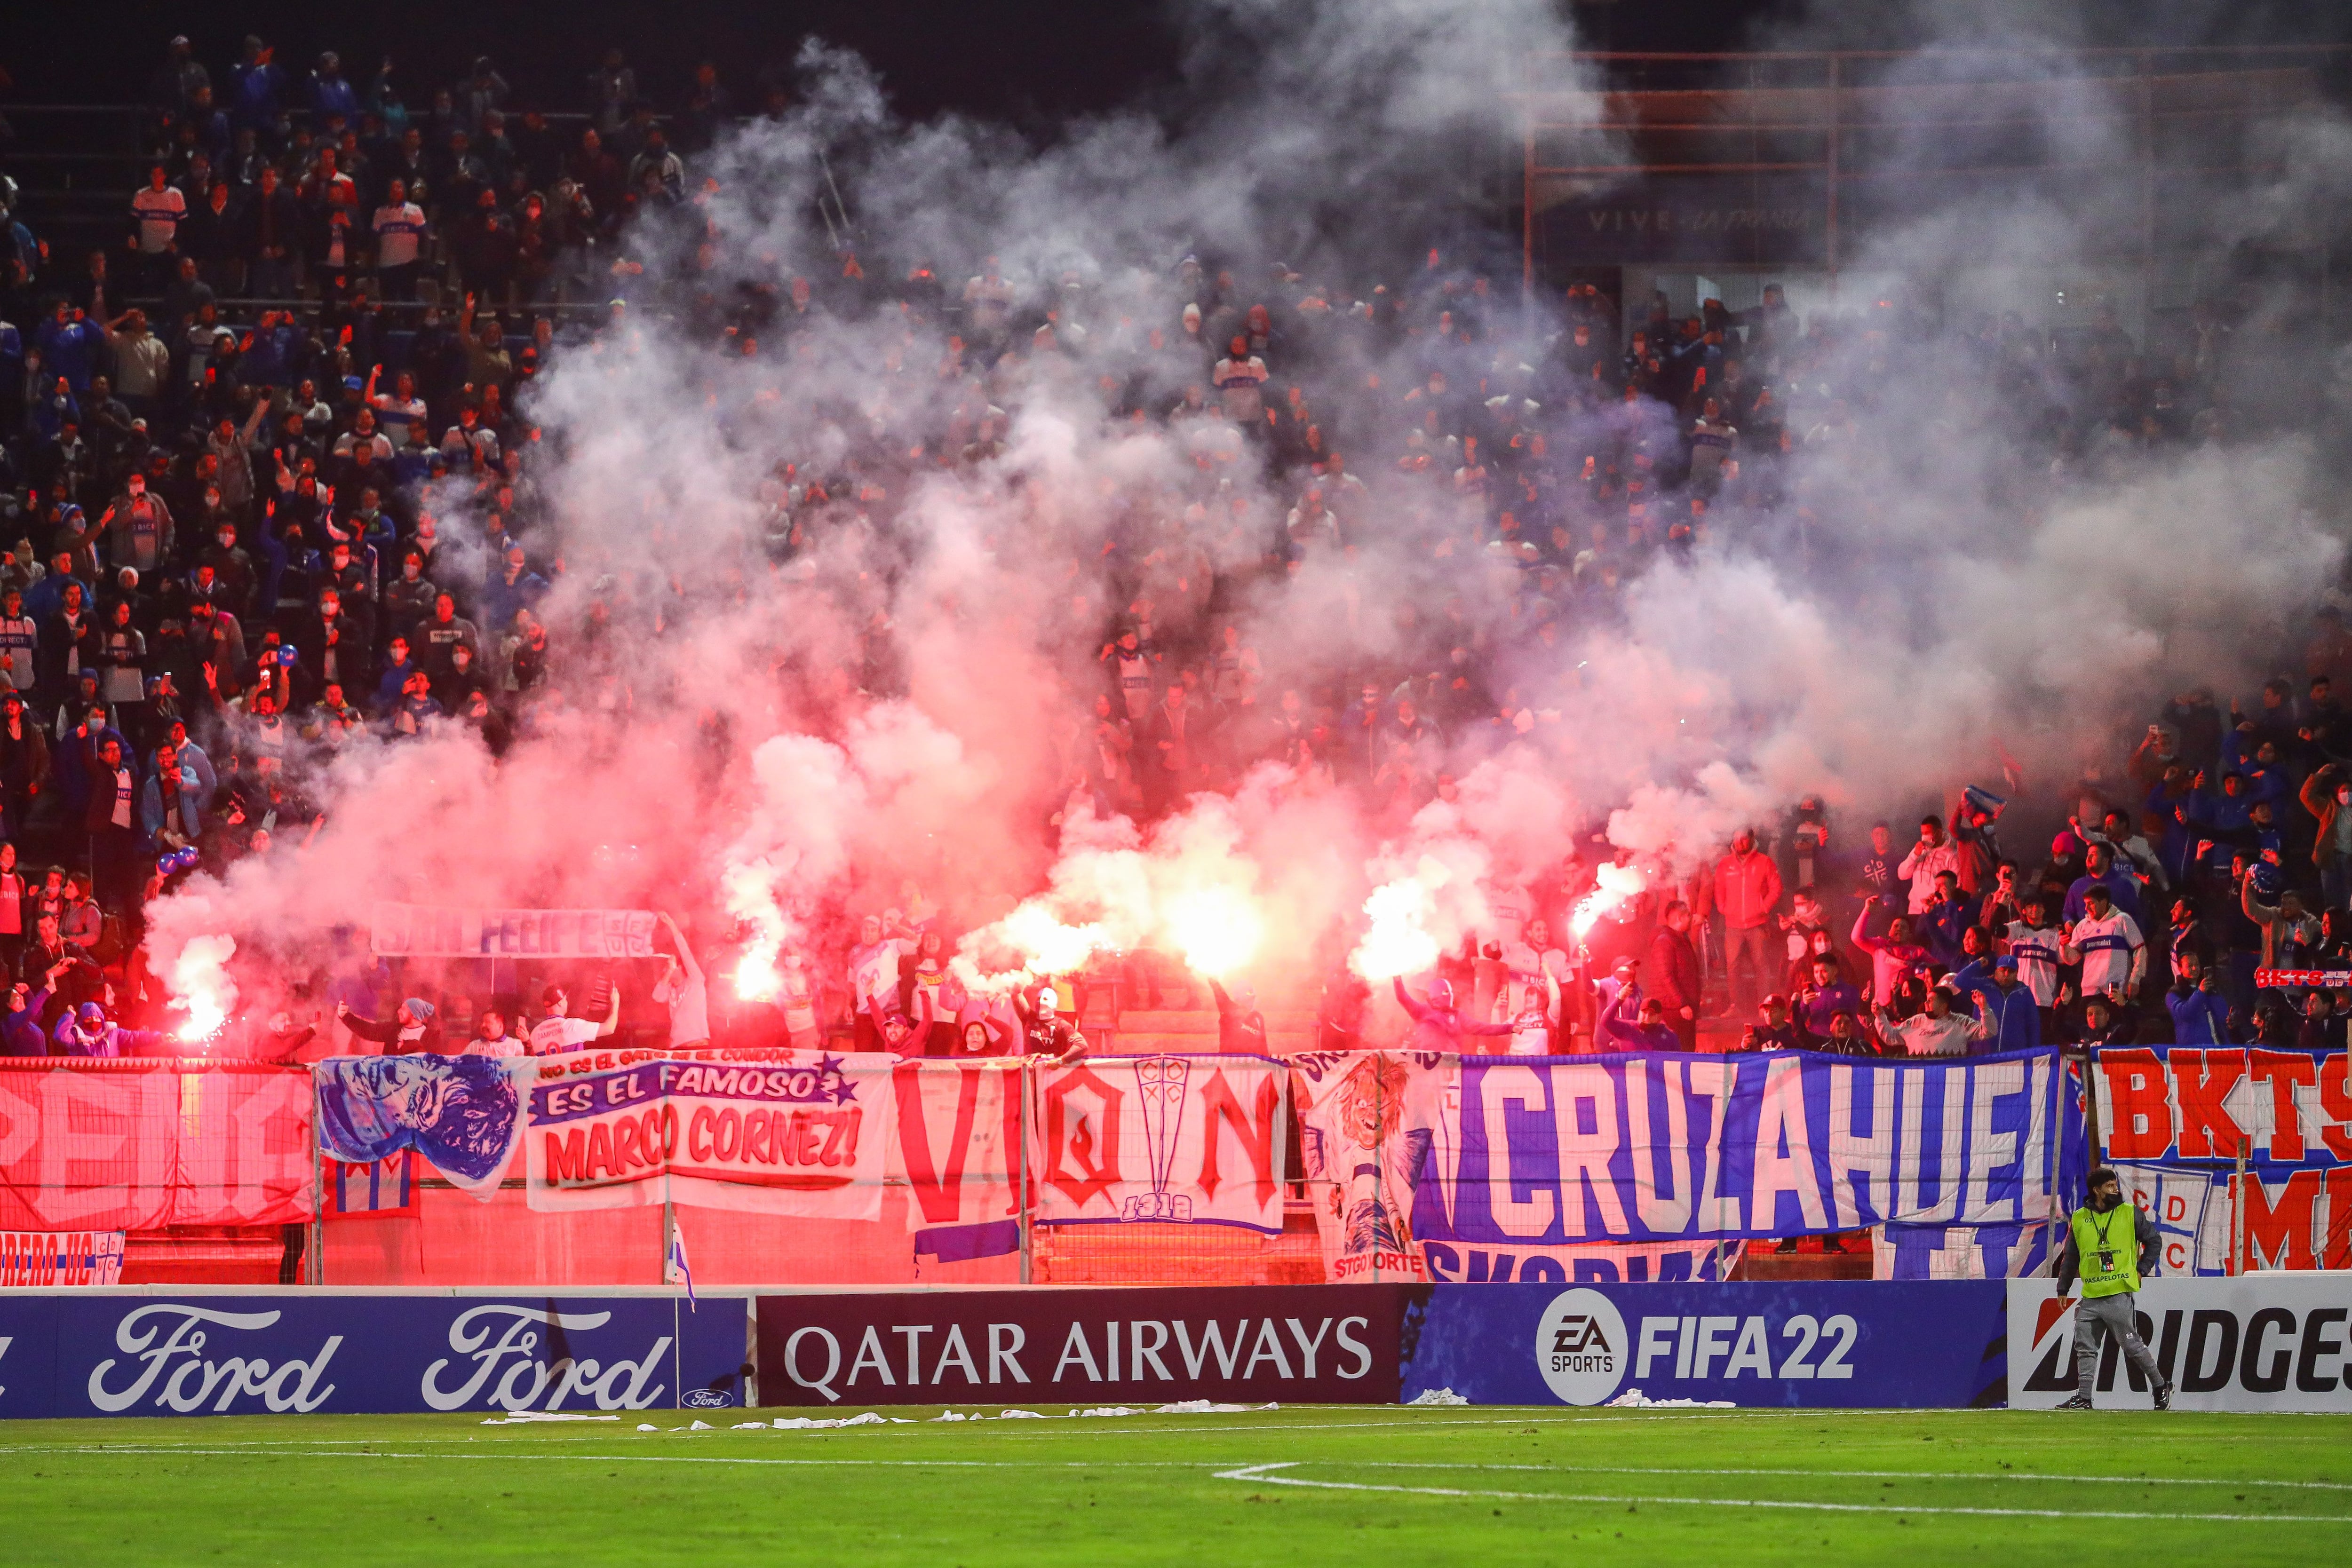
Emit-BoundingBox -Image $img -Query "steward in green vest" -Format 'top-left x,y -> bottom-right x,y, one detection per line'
2052,1166 -> 2170,1410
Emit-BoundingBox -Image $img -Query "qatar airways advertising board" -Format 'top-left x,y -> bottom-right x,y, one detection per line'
0,1291 -> 747,1419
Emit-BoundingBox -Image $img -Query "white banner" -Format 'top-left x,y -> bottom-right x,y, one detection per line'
1421,1237 -> 1741,1284
1027,1055 -> 1288,1235
525,1055 -> 891,1218
370,904 -> 658,959
890,1060 -> 1024,1261
2008,1275 -> 2352,1410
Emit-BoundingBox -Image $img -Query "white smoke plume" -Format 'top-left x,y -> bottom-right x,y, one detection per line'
141,0 -> 2352,1038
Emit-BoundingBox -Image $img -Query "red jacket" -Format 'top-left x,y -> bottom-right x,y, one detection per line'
1712,848 -> 1784,929
1646,927 -> 1702,1014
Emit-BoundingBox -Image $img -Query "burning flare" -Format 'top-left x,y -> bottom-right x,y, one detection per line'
722,860 -> 790,1002
1163,884 -> 1263,980
1570,861 -> 1648,937
167,934 -> 238,1043
1351,861 -> 1449,982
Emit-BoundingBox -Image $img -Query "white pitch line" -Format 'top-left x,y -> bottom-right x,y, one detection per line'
7,1448 -> 1201,1468
0,1407 -> 1959,1452
21,1445 -> 2352,1512
1210,1463 -> 2352,1523
1327,1462 -> 2352,1492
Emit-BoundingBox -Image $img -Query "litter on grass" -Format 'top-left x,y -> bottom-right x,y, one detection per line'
1604,1388 -> 1735,1409
636,1424 -> 659,1432
731,1422 -> 767,1429
769,1412 -> 890,1431
480,1412 -> 621,1425
1406,1388 -> 1470,1407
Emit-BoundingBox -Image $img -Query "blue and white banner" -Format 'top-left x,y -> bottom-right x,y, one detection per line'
326,1151 -> 416,1218
1422,1237 -> 1741,1284
0,1292 -> 746,1419
315,1056 -> 536,1199
1400,1281 -> 2009,1408
1417,1047 -> 2071,1246
1871,1220 -> 2054,1280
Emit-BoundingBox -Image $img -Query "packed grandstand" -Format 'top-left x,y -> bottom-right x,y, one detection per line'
0,28 -> 2343,1088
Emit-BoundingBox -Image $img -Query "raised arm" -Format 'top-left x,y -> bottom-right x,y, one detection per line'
1390,975 -> 1432,1022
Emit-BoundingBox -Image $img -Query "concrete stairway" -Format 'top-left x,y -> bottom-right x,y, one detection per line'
1100,1005 -> 1319,1057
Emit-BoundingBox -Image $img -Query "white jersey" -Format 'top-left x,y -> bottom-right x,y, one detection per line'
655,968 -> 710,1046
2002,920 -> 2065,1008
529,1015 -> 602,1056
464,1036 -> 526,1058
2068,910 -> 2145,997
1213,356 -> 1269,423
372,202 -> 428,268
131,185 -> 186,253
1113,651 -> 1154,719
370,391 -> 429,434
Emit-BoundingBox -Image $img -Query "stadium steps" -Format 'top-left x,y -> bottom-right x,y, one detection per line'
1102,1005 -> 1318,1057
1037,1204 -> 1326,1285
121,1225 -> 285,1284
1737,1249 -> 1875,1282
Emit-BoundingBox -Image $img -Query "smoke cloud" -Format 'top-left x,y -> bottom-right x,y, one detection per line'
144,0 -> 2352,1039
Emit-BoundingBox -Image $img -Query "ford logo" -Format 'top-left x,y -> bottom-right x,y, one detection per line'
681,1388 -> 733,1408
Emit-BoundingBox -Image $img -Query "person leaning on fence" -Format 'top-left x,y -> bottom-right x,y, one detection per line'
1208,976 -> 1267,1053
2052,1166 -> 2172,1411
1015,983 -> 1088,1065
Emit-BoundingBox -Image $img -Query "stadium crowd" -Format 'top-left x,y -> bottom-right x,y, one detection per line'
0,33 -> 2339,1063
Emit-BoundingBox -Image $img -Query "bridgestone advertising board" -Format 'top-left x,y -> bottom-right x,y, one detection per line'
2007,1276 -> 2352,1412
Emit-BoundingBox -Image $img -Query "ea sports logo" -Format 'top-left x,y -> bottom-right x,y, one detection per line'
1535,1288 -> 1627,1405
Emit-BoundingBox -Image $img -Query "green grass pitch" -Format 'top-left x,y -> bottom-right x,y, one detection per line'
5,1403 -> 2347,1565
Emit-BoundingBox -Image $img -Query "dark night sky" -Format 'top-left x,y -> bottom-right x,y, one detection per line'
9,2 -> 2343,121
5,2 -> 1825,120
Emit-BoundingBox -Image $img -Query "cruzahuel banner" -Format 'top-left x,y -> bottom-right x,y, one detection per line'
890,1060 -> 1024,1261
1027,1055 -> 1288,1235
314,1056 -> 534,1200
1425,1047 -> 2071,1246
0,1066 -> 312,1230
369,903 -> 658,958
1289,1050 -> 1449,1281
526,1054 -> 891,1218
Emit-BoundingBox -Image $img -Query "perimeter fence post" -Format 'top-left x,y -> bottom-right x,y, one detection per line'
1017,1059 -> 1034,1285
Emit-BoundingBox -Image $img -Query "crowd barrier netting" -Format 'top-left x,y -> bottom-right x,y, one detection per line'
0,1061 -> 312,1233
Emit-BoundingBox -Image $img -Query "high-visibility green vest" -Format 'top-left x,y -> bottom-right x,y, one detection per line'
2072,1204 -> 2140,1298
